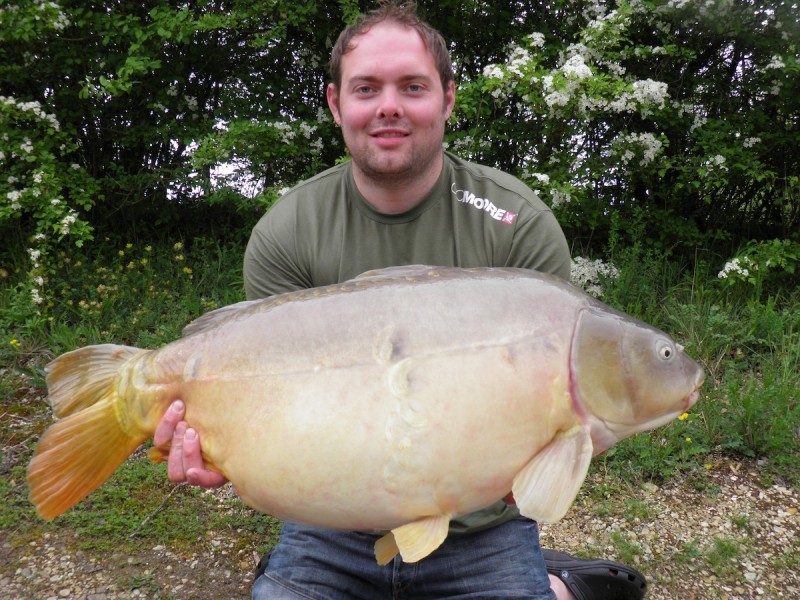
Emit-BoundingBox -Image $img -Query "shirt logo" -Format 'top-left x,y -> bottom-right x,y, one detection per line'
451,183 -> 517,225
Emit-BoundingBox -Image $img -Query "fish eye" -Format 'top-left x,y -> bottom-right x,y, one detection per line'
657,342 -> 675,361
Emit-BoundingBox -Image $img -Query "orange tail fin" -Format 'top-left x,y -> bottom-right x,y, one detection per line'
28,345 -> 146,520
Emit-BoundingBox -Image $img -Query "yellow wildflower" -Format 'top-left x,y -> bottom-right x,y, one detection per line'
685,437 -> 692,444
175,254 -> 184,261
0,268 -> 7,278
126,243 -> 133,249
678,412 -> 689,421
145,245 -> 152,252
10,339 -> 21,348
173,242 -> 184,251
118,250 -> 125,257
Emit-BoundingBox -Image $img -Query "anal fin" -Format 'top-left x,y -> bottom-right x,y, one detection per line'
511,425 -> 593,523
374,514 -> 451,565
374,532 -> 400,566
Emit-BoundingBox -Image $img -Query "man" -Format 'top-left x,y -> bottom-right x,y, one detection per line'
155,3 -> 646,599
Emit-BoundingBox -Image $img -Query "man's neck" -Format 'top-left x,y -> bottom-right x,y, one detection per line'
352,153 -> 445,215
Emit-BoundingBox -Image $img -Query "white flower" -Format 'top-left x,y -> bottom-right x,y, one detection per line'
571,256 -> 619,297
531,173 -> 550,184
60,210 -> 78,235
316,106 -> 330,123
631,79 -> 668,108
508,46 -> 532,76
766,56 -> 785,70
620,132 -> 663,166
299,122 -> 317,139
527,32 -> 545,48
743,137 -> 761,148
562,55 -> 592,79
550,189 -> 571,207
545,90 -> 571,108
718,256 -> 755,279
482,64 -> 505,80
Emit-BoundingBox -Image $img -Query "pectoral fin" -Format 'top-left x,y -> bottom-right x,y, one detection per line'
374,514 -> 451,565
511,425 -> 593,523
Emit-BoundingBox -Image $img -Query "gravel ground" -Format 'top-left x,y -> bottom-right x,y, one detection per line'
1,456 -> 797,599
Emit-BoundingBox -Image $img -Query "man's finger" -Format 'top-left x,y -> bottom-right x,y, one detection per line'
183,428 -> 228,488
154,400 -> 185,447
166,420 -> 188,482
186,468 -> 228,488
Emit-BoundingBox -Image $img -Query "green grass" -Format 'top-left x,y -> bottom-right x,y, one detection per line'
1,235 -> 798,554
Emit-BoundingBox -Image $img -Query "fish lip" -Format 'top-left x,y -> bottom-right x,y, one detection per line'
684,371 -> 705,411
684,387 -> 700,411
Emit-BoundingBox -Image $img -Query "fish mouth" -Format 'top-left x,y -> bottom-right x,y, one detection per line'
590,378 -> 704,455
684,371 -> 705,411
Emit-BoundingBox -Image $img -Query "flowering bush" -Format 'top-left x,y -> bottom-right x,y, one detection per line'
1,95 -> 98,309
571,256 -> 620,297
718,239 -> 800,294
451,0 -> 799,252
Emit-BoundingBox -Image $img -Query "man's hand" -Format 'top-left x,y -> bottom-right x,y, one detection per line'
153,400 -> 228,488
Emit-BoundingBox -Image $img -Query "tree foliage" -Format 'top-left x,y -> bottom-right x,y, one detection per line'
1,0 -> 798,306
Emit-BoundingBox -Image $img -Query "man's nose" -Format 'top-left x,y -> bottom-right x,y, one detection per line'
377,88 -> 403,119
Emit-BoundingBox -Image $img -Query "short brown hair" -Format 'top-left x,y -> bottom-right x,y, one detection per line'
329,1 -> 454,92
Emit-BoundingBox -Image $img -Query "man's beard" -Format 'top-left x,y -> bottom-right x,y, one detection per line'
354,140 -> 441,186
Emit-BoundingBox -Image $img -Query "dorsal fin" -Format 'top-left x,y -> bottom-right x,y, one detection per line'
181,299 -> 261,338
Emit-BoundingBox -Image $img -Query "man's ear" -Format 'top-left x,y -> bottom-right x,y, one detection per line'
327,83 -> 341,126
443,80 -> 456,119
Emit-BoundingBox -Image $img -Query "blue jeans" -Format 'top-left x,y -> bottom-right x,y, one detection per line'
252,518 -> 555,599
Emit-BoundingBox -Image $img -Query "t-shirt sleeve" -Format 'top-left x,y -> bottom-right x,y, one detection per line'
506,208 -> 572,281
243,200 -> 313,300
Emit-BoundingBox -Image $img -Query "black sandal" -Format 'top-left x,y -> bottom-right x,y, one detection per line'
543,549 -> 647,600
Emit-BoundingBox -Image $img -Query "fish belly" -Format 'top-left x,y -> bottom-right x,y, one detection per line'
170,307 -> 574,530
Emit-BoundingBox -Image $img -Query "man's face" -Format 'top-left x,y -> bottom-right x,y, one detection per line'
327,22 -> 455,184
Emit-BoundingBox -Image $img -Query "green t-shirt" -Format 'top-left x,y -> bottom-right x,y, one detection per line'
243,151 -> 571,533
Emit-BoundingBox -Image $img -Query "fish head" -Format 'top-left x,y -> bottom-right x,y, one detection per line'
570,306 -> 705,453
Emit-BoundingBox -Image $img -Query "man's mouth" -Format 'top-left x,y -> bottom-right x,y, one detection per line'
371,130 -> 409,138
